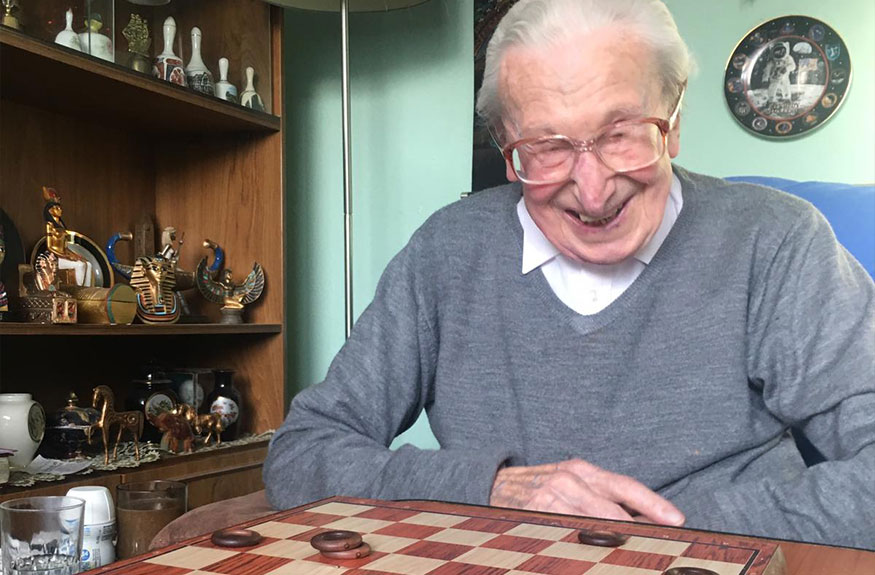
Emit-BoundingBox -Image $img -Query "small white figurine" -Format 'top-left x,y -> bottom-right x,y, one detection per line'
215,57 -> 238,103
240,66 -> 266,112
185,27 -> 215,96
54,9 -> 82,52
154,16 -> 186,86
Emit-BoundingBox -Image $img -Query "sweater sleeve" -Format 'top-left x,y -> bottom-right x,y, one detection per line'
692,205 -> 875,549
263,232 -> 515,510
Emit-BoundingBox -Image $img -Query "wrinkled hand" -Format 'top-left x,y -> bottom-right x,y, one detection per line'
490,459 -> 685,526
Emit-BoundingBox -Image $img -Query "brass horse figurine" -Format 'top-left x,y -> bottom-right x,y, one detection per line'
89,385 -> 143,464
175,403 -> 224,446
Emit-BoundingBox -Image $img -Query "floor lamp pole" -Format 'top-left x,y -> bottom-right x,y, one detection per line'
341,0 -> 354,339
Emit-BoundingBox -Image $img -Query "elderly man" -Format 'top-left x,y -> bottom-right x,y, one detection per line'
264,0 -> 875,549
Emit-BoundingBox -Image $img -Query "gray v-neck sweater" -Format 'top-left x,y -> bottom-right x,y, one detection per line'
265,167 -> 875,549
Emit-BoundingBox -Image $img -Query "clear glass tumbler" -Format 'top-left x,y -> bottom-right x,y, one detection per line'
0,496 -> 85,575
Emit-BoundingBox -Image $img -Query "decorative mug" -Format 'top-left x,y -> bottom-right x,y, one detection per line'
0,393 -> 46,468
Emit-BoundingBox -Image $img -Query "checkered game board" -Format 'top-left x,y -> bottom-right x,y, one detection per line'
89,496 -> 786,575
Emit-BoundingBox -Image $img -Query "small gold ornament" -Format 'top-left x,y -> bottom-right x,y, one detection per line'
89,385 -> 143,464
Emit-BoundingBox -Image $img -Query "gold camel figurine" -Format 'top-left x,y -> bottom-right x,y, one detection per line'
174,403 -> 224,446
89,385 -> 143,464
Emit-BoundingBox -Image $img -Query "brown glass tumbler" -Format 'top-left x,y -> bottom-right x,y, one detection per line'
116,480 -> 187,559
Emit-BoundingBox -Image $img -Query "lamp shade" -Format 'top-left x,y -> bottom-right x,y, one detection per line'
265,0 -> 428,11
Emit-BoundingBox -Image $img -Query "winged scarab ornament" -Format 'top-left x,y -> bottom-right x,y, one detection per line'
195,239 -> 265,324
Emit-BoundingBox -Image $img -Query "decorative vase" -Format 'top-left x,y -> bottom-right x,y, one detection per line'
153,16 -> 186,86
125,370 -> 177,444
185,27 -> 214,96
205,369 -> 241,441
215,57 -> 238,103
240,66 -> 265,112
54,8 -> 82,52
78,15 -> 114,62
0,393 -> 46,468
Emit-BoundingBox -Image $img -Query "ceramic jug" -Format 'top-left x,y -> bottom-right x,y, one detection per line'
0,393 -> 46,468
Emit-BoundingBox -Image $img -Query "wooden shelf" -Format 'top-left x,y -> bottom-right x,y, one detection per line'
0,322 -> 282,336
0,27 -> 281,134
0,441 -> 269,507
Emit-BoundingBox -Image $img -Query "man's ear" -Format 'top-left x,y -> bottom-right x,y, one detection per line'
668,114 -> 681,159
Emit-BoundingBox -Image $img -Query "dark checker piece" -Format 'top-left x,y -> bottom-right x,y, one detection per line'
310,530 -> 363,552
210,528 -> 264,548
321,542 -> 372,560
577,529 -> 629,547
664,568 -> 720,575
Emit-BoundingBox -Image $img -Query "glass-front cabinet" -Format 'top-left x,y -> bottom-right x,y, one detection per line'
1,0 -> 272,112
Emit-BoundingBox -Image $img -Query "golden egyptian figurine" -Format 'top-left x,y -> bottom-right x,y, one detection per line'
129,255 -> 180,323
196,239 -> 265,324
42,187 -> 93,286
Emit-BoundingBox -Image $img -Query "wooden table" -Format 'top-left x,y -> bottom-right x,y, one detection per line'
83,496 -> 875,575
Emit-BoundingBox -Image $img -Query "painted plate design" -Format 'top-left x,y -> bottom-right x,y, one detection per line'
724,15 -> 851,138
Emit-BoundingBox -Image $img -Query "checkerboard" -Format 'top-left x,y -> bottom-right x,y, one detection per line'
88,496 -> 786,575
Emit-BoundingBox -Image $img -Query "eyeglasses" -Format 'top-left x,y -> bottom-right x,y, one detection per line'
502,89 -> 684,185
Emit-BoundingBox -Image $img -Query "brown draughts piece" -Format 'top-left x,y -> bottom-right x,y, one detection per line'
320,541 -> 372,560
309,529 -> 363,552
664,568 -> 720,575
577,528 -> 629,547
210,528 -> 263,547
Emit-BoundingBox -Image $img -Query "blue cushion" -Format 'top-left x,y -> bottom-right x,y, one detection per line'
726,176 -> 875,279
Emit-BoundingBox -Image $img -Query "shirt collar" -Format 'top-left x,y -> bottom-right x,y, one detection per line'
518,172 -> 683,274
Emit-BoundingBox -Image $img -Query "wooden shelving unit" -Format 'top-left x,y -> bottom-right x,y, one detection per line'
0,28 -> 281,134
0,323 -> 283,336
0,0 -> 285,506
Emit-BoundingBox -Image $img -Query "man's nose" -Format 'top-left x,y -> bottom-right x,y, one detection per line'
569,151 -> 613,214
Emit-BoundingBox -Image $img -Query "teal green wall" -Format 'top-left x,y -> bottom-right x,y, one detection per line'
284,0 -> 874,448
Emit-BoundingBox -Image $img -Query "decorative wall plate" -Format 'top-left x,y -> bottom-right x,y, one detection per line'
724,15 -> 851,138
30,231 -> 114,288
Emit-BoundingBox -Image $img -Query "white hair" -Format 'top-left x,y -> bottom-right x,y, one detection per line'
476,0 -> 694,143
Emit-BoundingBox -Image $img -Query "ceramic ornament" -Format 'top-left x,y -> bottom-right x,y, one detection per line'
54,8 -> 82,52
215,57 -> 238,103
240,66 -> 266,112
79,14 -> 114,62
185,27 -> 215,96
153,16 -> 186,86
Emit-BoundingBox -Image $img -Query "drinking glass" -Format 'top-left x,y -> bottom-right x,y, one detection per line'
115,481 -> 186,559
0,496 -> 85,575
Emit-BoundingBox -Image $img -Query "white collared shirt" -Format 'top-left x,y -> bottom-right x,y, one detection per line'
517,173 -> 683,315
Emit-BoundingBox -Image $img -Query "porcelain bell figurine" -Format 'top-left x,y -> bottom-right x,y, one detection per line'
185,27 -> 214,96
54,8 -> 82,51
215,57 -> 238,103
78,14 -> 114,62
153,16 -> 186,86
240,66 -> 265,112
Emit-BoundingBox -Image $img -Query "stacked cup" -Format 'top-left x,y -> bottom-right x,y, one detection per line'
66,486 -> 116,570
